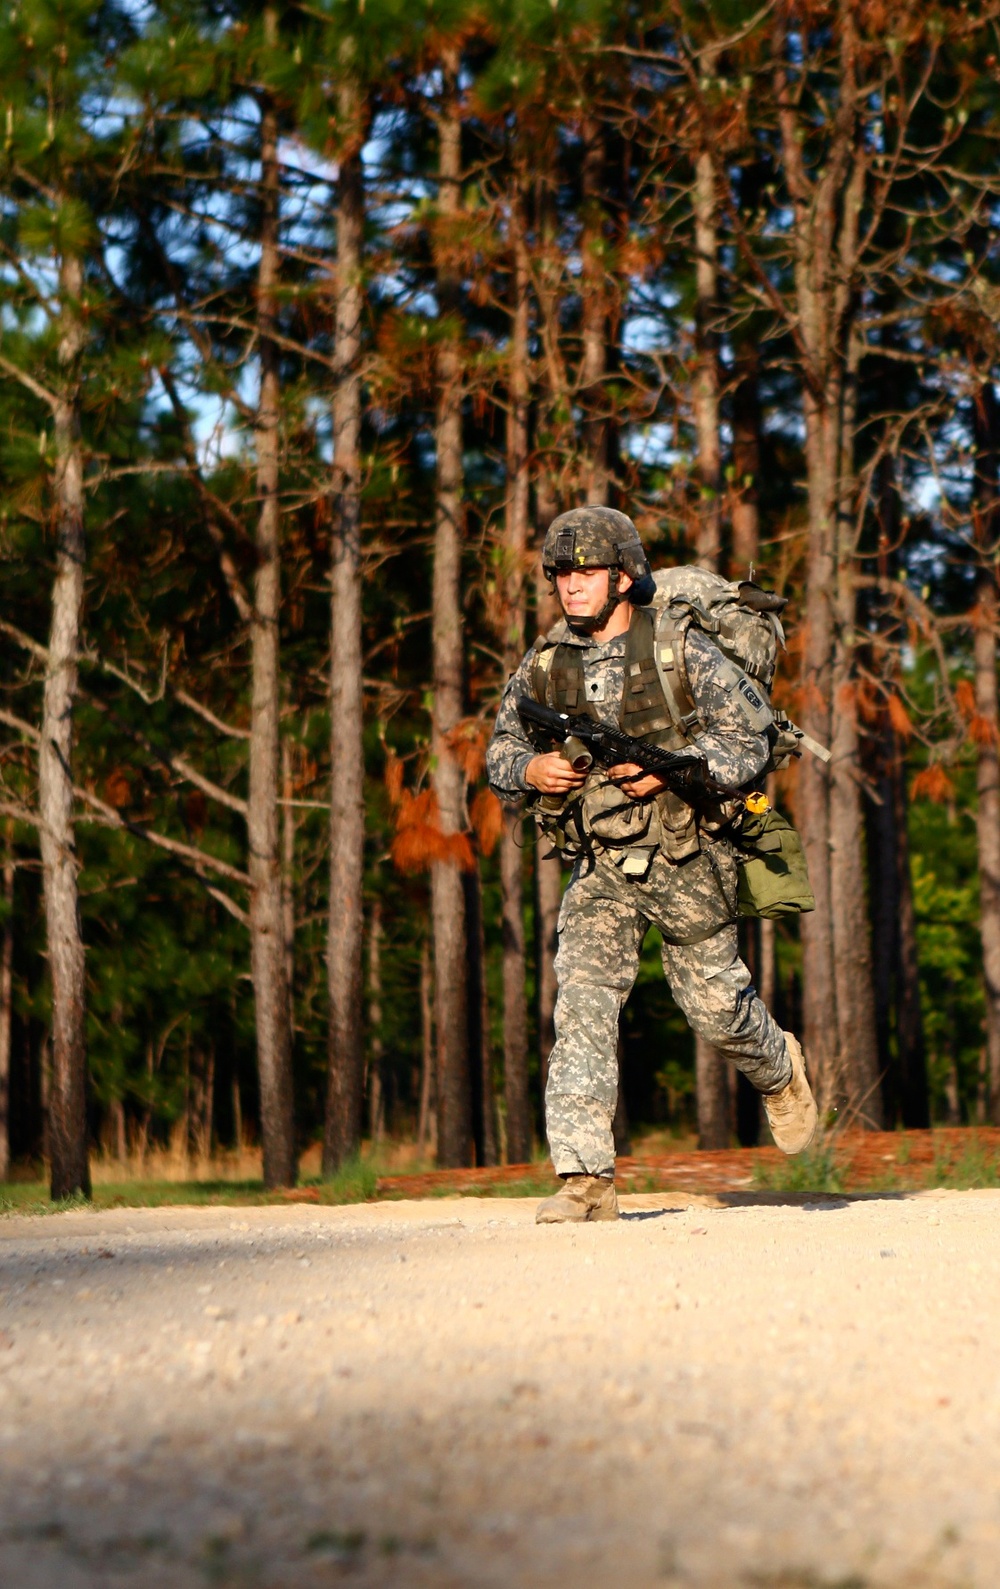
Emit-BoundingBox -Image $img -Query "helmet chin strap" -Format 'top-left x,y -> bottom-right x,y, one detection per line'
560,567 -> 622,635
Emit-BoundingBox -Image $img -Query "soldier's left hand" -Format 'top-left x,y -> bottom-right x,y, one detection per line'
608,762 -> 669,799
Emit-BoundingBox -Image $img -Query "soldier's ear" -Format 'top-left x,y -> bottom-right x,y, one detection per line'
617,569 -> 634,596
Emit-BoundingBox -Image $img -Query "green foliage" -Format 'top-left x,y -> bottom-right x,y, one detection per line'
752,1146 -> 846,1196
927,1138 -> 1000,1190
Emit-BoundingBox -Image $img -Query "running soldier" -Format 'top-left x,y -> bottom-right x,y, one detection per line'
486,506 -> 817,1224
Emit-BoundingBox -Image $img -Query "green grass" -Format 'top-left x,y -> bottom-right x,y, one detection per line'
751,1143 -> 846,1195
0,1155 -> 380,1216
926,1138 -> 1000,1190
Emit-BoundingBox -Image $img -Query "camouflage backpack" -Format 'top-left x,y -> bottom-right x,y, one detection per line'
649,567 -> 809,774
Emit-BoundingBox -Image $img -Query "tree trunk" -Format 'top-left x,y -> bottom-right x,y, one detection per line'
534,444 -> 562,1099
41,249 -> 89,1201
580,119 -> 609,505
501,814 -> 531,1163
325,75 -> 368,1170
465,869 -> 498,1166
696,1037 -> 730,1150
281,739 -> 295,1014
829,340 -> 881,1126
796,394 -> 840,1117
417,937 -> 435,1153
367,897 -> 384,1143
972,381 -> 1000,1124
690,116 -> 729,1147
232,1073 -> 243,1152
892,744 -> 928,1125
868,746 -> 900,1123
775,15 -> 866,1119
249,64 -> 296,1189
731,336 -> 761,576
692,131 -> 721,568
0,844 -> 12,1182
431,47 -> 472,1167
500,210 -> 532,1164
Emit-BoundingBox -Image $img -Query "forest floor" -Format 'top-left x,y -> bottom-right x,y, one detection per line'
1,1189 -> 999,1587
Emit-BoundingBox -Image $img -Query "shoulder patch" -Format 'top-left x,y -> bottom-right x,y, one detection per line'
734,674 -> 773,730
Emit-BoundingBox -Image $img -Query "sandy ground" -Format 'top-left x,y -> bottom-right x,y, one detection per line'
0,1190 -> 998,1588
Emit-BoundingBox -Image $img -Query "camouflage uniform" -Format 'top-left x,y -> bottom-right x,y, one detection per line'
487,615 -> 791,1178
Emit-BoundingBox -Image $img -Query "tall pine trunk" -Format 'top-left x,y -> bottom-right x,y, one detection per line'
972,381 -> 1000,1123
500,203 -> 532,1164
431,47 -> 472,1167
325,76 -> 367,1170
691,120 -> 729,1148
829,337 -> 881,1125
367,897 -> 384,1142
580,119 -> 609,505
533,476 -> 561,1095
776,14 -> 874,1120
41,249 -> 89,1200
731,336 -> 761,576
0,841 -> 12,1182
417,937 -> 435,1152
249,66 -> 295,1189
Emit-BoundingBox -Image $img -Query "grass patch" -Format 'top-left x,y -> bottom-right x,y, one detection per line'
926,1137 -> 1000,1190
752,1143 -> 845,1195
0,1155 -> 381,1216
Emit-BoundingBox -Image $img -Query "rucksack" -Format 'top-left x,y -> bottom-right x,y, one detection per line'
649,567 -> 820,775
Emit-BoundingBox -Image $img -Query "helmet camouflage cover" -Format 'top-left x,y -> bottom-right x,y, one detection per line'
542,506 -> 654,604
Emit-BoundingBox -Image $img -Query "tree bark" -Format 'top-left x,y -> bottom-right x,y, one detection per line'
731,336 -> 761,576
501,814 -> 531,1163
281,739 -> 295,1014
580,119 -> 609,505
367,896 -> 384,1142
500,207 -> 532,1164
325,74 -> 368,1170
692,127 -> 721,568
829,336 -> 881,1126
465,869 -> 498,1166
249,62 -> 296,1189
689,106 -> 730,1147
417,937 -> 435,1153
775,12 -> 867,1118
534,423 -> 563,1099
0,843 -> 12,1182
892,743 -> 928,1125
431,46 -> 472,1167
972,381 -> 1000,1123
41,249 -> 90,1201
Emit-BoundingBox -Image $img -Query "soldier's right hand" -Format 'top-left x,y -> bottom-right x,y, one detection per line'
525,753 -> 588,795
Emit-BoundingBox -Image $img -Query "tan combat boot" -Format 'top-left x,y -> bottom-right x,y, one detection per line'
535,1175 -> 619,1224
763,1032 -> 818,1155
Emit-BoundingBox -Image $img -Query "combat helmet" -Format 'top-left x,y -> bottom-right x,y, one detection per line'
542,505 -> 655,633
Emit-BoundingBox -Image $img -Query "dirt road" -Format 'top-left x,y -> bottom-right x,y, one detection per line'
0,1189 -> 997,1588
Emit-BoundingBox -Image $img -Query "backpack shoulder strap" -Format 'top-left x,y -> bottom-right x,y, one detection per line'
653,608 -> 706,737
531,639 -> 557,704
532,639 -> 587,711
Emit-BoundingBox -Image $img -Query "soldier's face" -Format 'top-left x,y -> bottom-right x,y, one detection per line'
555,566 -> 632,618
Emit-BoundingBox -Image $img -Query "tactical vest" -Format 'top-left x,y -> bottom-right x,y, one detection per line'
530,607 -> 716,861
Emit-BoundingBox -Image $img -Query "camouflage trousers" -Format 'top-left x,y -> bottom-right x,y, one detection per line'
546,843 -> 791,1177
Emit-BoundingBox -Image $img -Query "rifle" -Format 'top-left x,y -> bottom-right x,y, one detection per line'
516,696 -> 726,798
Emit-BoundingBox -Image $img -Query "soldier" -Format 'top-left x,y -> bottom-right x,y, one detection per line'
486,506 -> 817,1224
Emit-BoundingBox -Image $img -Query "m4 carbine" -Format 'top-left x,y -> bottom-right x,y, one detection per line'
516,696 -> 724,798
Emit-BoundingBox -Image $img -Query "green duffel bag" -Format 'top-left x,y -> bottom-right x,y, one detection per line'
734,803 -> 816,920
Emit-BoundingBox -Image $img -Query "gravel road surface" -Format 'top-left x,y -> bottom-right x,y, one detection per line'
0,1189 -> 998,1588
